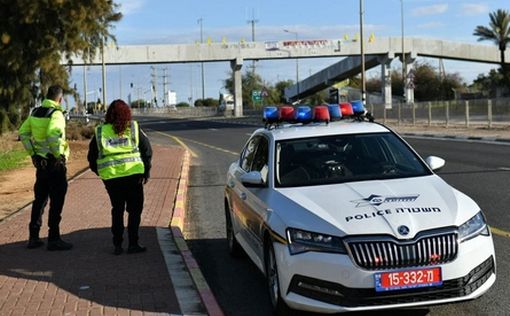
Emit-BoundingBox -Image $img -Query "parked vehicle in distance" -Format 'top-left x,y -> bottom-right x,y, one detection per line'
224,104 -> 496,315
219,93 -> 235,112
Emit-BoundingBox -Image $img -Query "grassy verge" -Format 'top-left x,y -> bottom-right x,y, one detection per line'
0,146 -> 29,171
0,120 -> 96,172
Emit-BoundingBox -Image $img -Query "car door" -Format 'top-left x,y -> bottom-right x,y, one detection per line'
241,136 -> 270,262
229,136 -> 261,255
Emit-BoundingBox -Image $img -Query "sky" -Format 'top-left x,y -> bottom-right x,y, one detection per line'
69,0 -> 509,106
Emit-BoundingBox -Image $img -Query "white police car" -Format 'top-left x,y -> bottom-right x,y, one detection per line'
224,103 -> 496,314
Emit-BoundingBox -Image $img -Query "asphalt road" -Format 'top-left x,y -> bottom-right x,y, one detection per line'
138,116 -> 510,316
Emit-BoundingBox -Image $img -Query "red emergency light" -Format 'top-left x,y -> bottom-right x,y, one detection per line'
313,105 -> 330,122
340,102 -> 354,116
279,106 -> 295,121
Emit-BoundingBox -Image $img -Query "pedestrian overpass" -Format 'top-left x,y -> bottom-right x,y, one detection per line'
70,37 -> 508,116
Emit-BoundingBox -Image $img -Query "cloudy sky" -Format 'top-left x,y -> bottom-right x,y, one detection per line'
70,0 -> 508,105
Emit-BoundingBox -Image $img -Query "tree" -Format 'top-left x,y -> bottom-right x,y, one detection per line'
0,0 -> 122,134
224,71 -> 264,108
473,9 -> 510,79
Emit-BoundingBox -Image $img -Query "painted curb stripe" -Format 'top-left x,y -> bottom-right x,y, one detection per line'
491,226 -> 510,238
170,150 -> 225,316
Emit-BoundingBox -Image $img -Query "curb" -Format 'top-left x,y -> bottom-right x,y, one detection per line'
170,150 -> 224,316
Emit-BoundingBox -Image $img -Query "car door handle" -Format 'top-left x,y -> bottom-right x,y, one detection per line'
239,192 -> 247,200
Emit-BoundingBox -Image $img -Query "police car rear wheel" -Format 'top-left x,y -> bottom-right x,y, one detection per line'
225,202 -> 242,257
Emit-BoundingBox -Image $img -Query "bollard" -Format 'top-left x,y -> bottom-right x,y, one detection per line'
488,99 -> 492,129
465,100 -> 470,128
445,100 -> 450,128
412,102 -> 416,126
428,102 -> 432,126
398,102 -> 401,126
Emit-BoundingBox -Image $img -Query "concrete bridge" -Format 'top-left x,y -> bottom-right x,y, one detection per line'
70,37 -> 508,115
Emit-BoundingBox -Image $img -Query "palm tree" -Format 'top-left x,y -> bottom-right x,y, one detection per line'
473,9 -> 510,77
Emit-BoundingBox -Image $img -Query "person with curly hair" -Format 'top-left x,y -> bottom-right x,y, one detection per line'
87,99 -> 152,255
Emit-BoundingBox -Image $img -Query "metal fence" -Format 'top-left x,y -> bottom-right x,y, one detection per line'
368,98 -> 510,128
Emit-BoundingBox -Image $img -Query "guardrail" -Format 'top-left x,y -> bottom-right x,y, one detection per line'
368,98 -> 510,128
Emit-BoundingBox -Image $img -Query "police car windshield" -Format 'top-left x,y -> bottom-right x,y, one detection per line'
275,132 -> 431,187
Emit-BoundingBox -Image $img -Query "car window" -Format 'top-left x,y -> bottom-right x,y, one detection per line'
251,137 -> 268,172
240,136 -> 260,172
275,132 -> 431,187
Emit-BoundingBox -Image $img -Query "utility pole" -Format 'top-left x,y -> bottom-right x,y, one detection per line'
247,9 -> 258,76
162,67 -> 169,106
151,66 -> 157,107
284,29 -> 300,102
401,0 -> 406,103
360,0 -> 366,106
83,63 -> 87,114
101,37 -> 107,108
198,18 -> 205,100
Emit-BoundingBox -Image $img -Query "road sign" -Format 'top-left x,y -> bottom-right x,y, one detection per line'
252,90 -> 263,102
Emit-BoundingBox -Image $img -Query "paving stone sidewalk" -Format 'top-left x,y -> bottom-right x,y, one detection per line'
0,145 -> 190,316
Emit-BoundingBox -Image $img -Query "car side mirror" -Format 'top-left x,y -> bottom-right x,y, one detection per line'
425,156 -> 445,172
240,171 -> 265,187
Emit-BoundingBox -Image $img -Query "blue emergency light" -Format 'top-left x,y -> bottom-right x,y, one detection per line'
350,100 -> 365,114
295,106 -> 312,123
263,106 -> 279,123
327,104 -> 342,120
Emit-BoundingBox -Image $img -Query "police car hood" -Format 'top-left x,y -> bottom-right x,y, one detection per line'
275,175 -> 479,239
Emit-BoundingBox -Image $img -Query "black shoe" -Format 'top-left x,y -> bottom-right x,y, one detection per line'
114,246 -> 123,255
27,239 -> 44,249
127,244 -> 147,254
47,239 -> 73,251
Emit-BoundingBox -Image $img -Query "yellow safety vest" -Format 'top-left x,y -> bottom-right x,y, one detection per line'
95,121 -> 145,180
18,99 -> 69,159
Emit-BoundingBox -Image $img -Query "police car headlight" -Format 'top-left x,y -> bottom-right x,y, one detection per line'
458,211 -> 490,242
286,228 -> 347,255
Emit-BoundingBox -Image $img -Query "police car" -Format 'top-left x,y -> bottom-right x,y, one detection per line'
224,102 -> 496,314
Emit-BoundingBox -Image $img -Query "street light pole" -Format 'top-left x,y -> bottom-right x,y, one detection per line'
284,29 -> 300,102
198,18 -> 205,100
101,37 -> 107,108
360,0 -> 366,106
400,0 -> 407,103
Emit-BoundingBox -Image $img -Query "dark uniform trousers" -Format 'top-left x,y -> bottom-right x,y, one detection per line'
103,174 -> 144,247
29,161 -> 68,241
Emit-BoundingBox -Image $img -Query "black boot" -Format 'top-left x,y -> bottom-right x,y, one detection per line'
127,244 -> 147,254
27,238 -> 44,249
27,228 -> 44,249
47,239 -> 73,251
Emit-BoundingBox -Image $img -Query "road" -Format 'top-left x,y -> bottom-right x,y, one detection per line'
139,116 -> 510,316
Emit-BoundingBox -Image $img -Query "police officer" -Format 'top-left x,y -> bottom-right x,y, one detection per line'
18,85 -> 73,250
87,99 -> 152,255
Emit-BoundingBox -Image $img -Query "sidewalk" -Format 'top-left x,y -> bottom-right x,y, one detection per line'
0,145 -> 208,316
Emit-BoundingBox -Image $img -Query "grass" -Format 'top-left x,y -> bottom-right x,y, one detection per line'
0,146 -> 29,171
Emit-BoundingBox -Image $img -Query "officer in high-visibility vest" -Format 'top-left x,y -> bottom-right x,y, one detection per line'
87,99 -> 152,255
18,85 -> 73,250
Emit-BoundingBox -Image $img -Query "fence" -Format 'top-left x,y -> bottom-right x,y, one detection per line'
369,98 -> 510,128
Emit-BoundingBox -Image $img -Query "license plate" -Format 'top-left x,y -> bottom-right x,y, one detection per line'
374,267 -> 442,292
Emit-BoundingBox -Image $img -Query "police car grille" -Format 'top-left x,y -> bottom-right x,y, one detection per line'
347,233 -> 458,270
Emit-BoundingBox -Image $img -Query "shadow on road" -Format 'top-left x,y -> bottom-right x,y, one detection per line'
0,227 -> 180,314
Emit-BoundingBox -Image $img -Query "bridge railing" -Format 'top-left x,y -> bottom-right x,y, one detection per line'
370,98 -> 510,128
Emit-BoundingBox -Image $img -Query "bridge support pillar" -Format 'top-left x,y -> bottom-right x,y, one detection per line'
231,57 -> 244,117
379,54 -> 394,109
404,53 -> 416,105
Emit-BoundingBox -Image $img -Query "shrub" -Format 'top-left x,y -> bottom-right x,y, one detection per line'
176,102 -> 190,107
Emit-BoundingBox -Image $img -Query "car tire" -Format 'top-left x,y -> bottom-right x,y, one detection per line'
225,201 -> 243,257
265,241 -> 294,316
